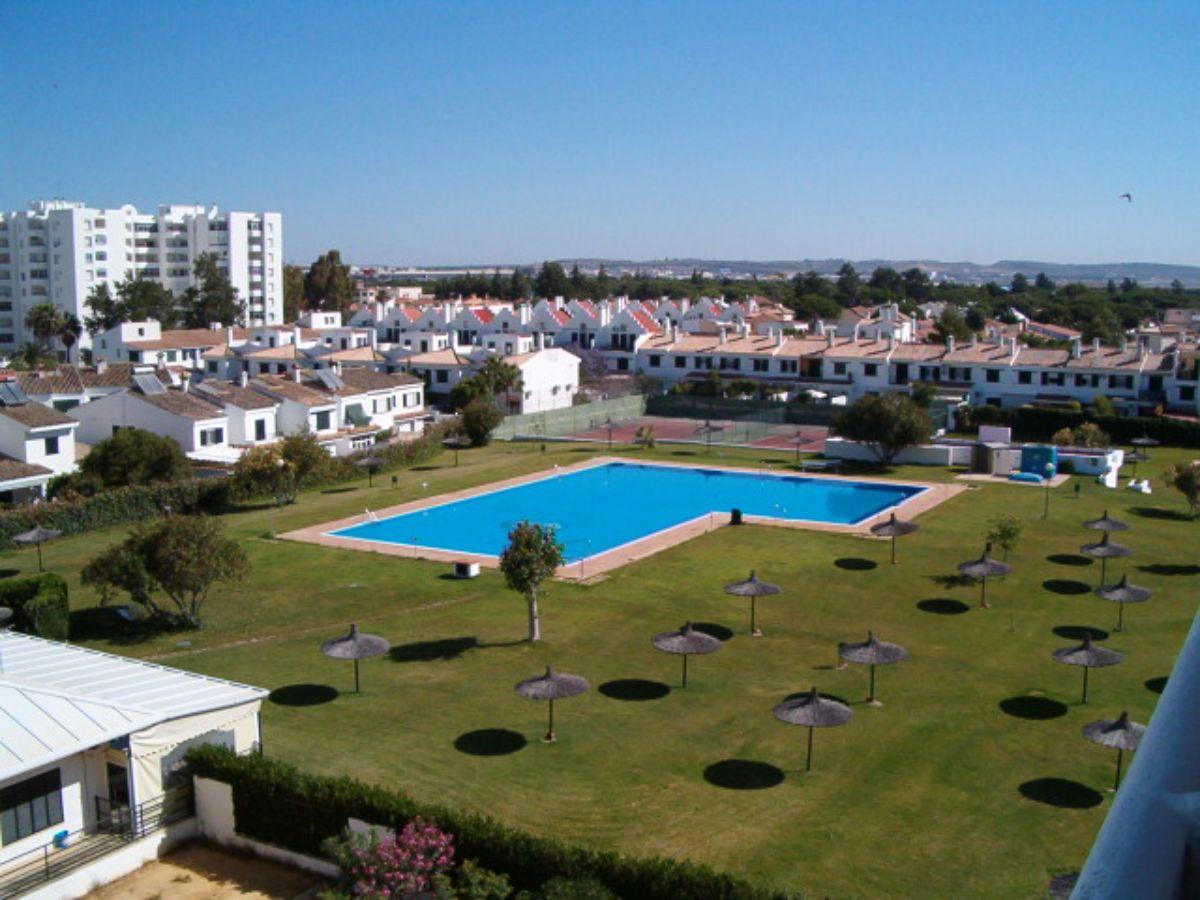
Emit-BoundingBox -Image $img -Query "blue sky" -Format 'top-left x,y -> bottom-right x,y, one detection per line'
1,1 -> 1197,266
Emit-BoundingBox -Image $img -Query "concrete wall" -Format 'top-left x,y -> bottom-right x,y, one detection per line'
823,437 -> 972,467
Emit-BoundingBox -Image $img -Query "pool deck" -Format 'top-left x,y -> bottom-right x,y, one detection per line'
280,456 -> 967,580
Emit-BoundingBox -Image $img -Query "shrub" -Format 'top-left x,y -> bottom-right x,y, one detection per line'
330,820 -> 455,897
534,876 -> 619,899
1164,461 -> 1200,519
0,573 -> 69,640
232,445 -> 297,505
1051,423 -> 1110,448
956,406 -> 1200,447
833,394 -> 934,465
80,428 -> 191,487
462,400 -> 504,447
186,746 -> 783,899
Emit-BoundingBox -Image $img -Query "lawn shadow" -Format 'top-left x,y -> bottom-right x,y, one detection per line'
321,486 -> 357,494
692,622 -> 734,641
1018,778 -> 1103,809
928,573 -> 976,589
598,679 -> 671,701
68,607 -> 164,646
834,557 -> 877,572
1053,625 -> 1110,641
1048,554 -> 1093,567
390,636 -> 479,662
999,696 -> 1068,720
411,465 -> 442,472
453,728 -> 527,757
1145,676 -> 1167,694
703,759 -> 785,790
0,568 -> 21,579
1049,873 -> 1079,900
670,450 -> 698,457
269,683 -> 339,706
1139,564 -> 1200,577
917,598 -> 971,615
1043,579 -> 1092,596
1130,506 -> 1192,522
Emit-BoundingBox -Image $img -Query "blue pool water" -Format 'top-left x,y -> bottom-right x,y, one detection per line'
331,462 -> 924,564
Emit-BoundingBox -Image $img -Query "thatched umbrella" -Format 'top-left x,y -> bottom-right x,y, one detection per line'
442,433 -> 472,467
1095,575 -> 1152,632
724,570 -> 781,636
1083,510 -> 1129,533
1131,434 -> 1160,449
694,420 -> 724,451
957,543 -> 1012,609
1081,532 -> 1132,586
354,455 -> 385,487
870,512 -> 919,564
515,665 -> 589,742
652,622 -> 722,687
838,631 -> 908,705
13,525 -> 62,573
1082,710 -> 1145,791
773,687 -> 853,772
788,430 -> 808,463
1052,633 -> 1124,704
321,623 -> 390,693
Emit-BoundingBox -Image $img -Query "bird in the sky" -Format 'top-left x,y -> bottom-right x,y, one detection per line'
1119,193 -> 1133,202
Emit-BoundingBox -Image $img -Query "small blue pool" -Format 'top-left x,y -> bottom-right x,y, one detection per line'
330,462 -> 925,564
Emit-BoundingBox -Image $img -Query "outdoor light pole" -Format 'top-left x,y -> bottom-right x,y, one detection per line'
1043,463 -> 1054,519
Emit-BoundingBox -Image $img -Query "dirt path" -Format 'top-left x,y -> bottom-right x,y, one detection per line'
88,843 -> 321,899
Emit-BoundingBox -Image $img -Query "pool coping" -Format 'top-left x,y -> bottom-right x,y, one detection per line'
280,456 -> 967,580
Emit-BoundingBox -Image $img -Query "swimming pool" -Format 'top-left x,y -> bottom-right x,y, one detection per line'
329,461 -> 925,564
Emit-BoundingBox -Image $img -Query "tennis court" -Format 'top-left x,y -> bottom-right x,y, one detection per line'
564,414 -> 827,452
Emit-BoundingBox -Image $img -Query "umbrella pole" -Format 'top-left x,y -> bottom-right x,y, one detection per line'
546,698 -> 555,743
36,542 -> 44,573
891,533 -> 897,565
1081,666 -> 1089,704
751,598 -> 761,637
1100,557 -> 1107,587
980,577 -> 989,609
682,654 -> 688,688
1117,603 -> 1124,632
354,658 -> 361,694
806,726 -> 814,772
1114,749 -> 1123,791
868,664 -> 877,704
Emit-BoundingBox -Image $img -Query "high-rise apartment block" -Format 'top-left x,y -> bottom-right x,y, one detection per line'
0,200 -> 283,350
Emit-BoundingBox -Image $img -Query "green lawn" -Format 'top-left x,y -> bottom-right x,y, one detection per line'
19,441 -> 1200,898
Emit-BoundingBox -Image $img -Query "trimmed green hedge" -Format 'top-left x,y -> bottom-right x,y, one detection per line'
0,479 -> 230,550
958,406 -> 1200,448
0,573 -> 69,640
187,746 -> 789,900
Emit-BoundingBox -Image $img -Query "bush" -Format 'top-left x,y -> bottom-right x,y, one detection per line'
956,406 -> 1200,448
833,394 -> 934,465
186,746 -> 784,900
1052,423 -> 1109,448
462,400 -> 504,447
80,428 -> 191,488
0,573 -> 69,640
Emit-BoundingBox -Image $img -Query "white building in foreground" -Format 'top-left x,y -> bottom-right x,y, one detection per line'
0,631 -> 267,896
0,200 -> 283,353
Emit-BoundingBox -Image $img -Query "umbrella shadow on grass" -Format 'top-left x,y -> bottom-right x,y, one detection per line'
1138,563 -> 1200,577
1047,554 -> 1093,567
389,636 -> 525,663
916,598 -> 971,615
1043,579 -> 1092,596
1130,506 -> 1192,522
834,557 -> 877,571
703,759 -> 785,790
598,679 -> 671,701
454,729 -> 527,757
1053,625 -> 1110,641
269,684 -> 339,707
1145,676 -> 1167,694
1018,778 -> 1103,809
999,696 -> 1068,720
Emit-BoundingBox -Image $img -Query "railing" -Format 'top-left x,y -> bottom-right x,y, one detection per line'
0,786 -> 193,899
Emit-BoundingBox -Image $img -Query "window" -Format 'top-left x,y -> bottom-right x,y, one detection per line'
753,359 -> 769,372
864,363 -> 878,377
314,410 -> 332,430
199,427 -> 224,446
435,370 -> 448,384
675,356 -> 686,369
1182,386 -> 1196,401
1,769 -> 63,843
986,369 -> 1000,383
779,359 -> 798,374
254,419 -> 267,441
1018,371 -> 1032,385
833,362 -> 847,376
43,436 -> 59,455
648,354 -> 661,368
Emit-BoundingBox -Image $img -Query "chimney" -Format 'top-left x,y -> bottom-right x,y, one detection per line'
887,334 -> 895,352
718,326 -> 727,344
292,325 -> 302,346
292,365 -> 301,383
226,325 -> 235,346
97,359 -> 108,375
554,295 -> 565,310
535,331 -> 545,350
775,329 -> 784,348
1093,337 -> 1101,354
827,331 -> 835,348
1137,336 -> 1147,360
1009,336 -> 1019,359
180,377 -> 189,393
368,328 -> 378,351
852,322 -> 862,342
520,304 -> 531,325
442,301 -> 453,321
238,369 -> 249,388
1119,336 -> 1128,353
1070,336 -> 1082,359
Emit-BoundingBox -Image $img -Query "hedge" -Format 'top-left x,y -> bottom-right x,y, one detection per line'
0,479 -> 230,550
957,406 -> 1200,449
187,746 -> 790,900
0,573 -> 69,640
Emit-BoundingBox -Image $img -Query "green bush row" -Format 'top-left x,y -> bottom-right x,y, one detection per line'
187,746 -> 788,900
0,573 -> 69,640
958,406 -> 1200,448
0,479 -> 230,550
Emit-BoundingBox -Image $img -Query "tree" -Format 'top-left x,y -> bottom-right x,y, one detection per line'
80,428 -> 190,487
1010,273 -> 1029,293
58,314 -> 82,363
986,514 -> 1023,561
84,516 -> 248,629
279,432 -> 334,487
304,250 -> 352,313
477,356 -> 522,395
634,424 -> 656,449
833,394 -> 934,465
1092,395 -> 1116,417
534,262 -> 571,299
119,278 -> 178,328
835,263 -> 861,301
1164,461 -> 1200,518
84,283 -> 124,333
25,302 -> 65,352
901,267 -> 932,301
932,306 -> 972,344
283,264 -> 306,321
232,444 -> 296,505
869,267 -> 903,294
498,521 -> 564,641
508,269 -> 532,301
570,264 -> 586,291
180,253 -> 243,327
460,398 -> 503,446
1034,272 -> 1056,291
910,382 -> 937,408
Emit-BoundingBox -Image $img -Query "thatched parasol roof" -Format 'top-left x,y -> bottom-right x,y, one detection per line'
13,526 -> 62,545
870,512 -> 919,539
1082,710 -> 1145,751
514,665 -> 589,700
442,433 -> 472,449
1081,532 -> 1132,560
321,623 -> 390,660
1095,575 -> 1152,605
958,543 -> 1012,579
724,571 -> 781,598
652,622 -> 722,656
1052,633 -> 1124,668
1131,435 -> 1160,448
839,631 -> 908,666
773,687 -> 853,728
353,455 -> 385,469
1083,510 -> 1129,532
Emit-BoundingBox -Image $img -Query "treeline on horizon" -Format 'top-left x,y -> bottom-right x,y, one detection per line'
290,255 -> 1200,346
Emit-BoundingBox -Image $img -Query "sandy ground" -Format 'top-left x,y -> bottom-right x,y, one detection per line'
87,843 -> 321,899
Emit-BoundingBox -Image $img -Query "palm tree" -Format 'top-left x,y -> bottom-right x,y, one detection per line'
25,303 -> 66,356
58,314 -> 82,364
479,356 -> 523,395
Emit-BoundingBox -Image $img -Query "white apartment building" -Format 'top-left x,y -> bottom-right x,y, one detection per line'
0,200 -> 283,352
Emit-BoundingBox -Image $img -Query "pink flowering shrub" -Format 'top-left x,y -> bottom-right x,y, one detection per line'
347,818 -> 456,898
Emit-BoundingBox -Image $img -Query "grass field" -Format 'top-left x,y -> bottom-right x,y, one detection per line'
18,440 -> 1199,898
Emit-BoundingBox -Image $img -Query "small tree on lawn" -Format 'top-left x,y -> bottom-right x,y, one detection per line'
635,424 -> 656,449
232,444 -> 296,505
461,398 -> 503,447
1165,461 -> 1200,519
81,428 -> 190,487
833,393 -> 934,466
499,521 -> 564,642
986,514 -> 1023,561
278,431 -> 333,489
